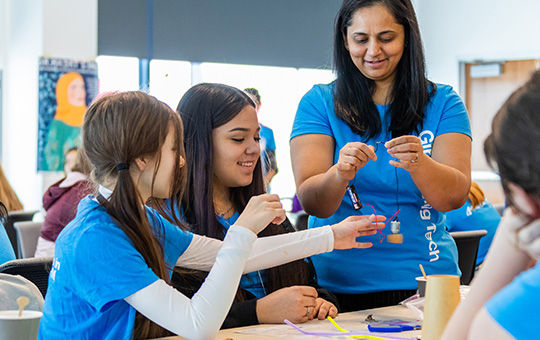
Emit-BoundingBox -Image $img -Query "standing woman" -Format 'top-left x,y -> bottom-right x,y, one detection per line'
290,0 -> 471,312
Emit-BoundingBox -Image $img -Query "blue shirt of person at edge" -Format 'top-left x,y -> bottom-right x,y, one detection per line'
38,196 -> 193,340
290,82 -> 471,294
486,262 -> 540,339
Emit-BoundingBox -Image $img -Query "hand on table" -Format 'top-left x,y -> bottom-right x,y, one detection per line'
256,286 -> 318,324
310,297 -> 338,320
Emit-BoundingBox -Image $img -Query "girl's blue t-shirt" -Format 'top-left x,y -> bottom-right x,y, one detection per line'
217,212 -> 267,299
445,199 -> 500,265
38,196 -> 193,340
486,263 -> 540,339
0,223 -> 15,264
290,82 -> 471,294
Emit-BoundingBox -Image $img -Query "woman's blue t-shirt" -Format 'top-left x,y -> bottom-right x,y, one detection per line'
486,263 -> 540,339
290,82 -> 471,294
445,199 -> 500,265
38,196 -> 193,340
217,212 -> 267,299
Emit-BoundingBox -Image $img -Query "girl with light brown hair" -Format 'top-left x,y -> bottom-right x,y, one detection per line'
38,91 -> 385,339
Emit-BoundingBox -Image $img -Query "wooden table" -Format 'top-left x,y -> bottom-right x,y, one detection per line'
158,305 -> 421,339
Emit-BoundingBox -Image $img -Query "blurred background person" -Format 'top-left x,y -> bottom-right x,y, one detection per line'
35,147 -> 93,257
445,181 -> 501,266
244,88 -> 278,191
0,164 -> 24,212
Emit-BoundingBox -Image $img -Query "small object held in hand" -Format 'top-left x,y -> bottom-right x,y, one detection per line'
346,185 -> 362,210
16,296 -> 29,317
387,220 -> 403,244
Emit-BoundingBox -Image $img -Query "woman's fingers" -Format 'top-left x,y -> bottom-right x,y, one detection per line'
354,242 -> 373,249
385,136 -> 424,169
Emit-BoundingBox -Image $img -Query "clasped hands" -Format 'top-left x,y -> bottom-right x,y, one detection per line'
336,135 -> 424,180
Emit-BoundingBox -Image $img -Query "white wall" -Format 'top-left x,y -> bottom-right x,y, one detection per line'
1,0 -> 97,211
416,0 -> 540,89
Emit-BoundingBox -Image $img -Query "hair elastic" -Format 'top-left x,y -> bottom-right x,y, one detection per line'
117,163 -> 130,171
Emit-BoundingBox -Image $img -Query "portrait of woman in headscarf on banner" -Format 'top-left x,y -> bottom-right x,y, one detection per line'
42,72 -> 87,171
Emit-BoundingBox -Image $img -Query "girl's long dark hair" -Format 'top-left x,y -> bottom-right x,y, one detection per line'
484,70 -> 540,209
333,0 -> 434,140
82,91 -> 186,339
177,83 -> 309,294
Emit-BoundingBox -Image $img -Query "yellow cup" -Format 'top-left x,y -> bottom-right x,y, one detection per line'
422,274 -> 461,340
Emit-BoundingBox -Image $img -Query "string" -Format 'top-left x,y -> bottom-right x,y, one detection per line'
362,204 -> 401,243
283,318 -> 416,340
219,215 -> 268,296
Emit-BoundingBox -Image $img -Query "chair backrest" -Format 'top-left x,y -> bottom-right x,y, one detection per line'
4,211 -> 38,258
0,257 -> 53,298
14,222 -> 43,258
450,230 -> 488,285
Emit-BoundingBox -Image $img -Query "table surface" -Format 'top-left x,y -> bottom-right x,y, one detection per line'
157,305 -> 421,340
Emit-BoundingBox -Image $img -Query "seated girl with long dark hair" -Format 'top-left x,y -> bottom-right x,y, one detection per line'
172,83 -> 386,327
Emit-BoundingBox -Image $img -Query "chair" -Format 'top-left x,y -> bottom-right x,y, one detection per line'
4,210 -> 38,258
14,221 -> 42,258
450,230 -> 487,285
295,213 -> 309,231
0,257 -> 53,298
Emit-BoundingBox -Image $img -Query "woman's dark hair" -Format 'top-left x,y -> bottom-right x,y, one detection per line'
333,0 -> 434,140
82,91 -> 186,339
177,83 -> 309,294
484,70 -> 540,209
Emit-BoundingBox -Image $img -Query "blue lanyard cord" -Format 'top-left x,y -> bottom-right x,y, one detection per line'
219,215 -> 268,297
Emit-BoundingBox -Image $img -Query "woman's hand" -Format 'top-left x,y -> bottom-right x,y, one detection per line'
236,194 -> 286,234
385,135 -> 425,171
310,297 -> 338,320
336,142 -> 377,181
331,214 -> 386,249
256,286 -> 318,324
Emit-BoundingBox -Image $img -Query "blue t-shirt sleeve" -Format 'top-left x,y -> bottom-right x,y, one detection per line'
290,85 -> 334,140
486,265 -> 540,339
434,85 -> 472,138
71,224 -> 159,312
147,208 -> 193,267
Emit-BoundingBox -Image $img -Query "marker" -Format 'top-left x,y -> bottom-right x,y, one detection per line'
346,185 -> 362,210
